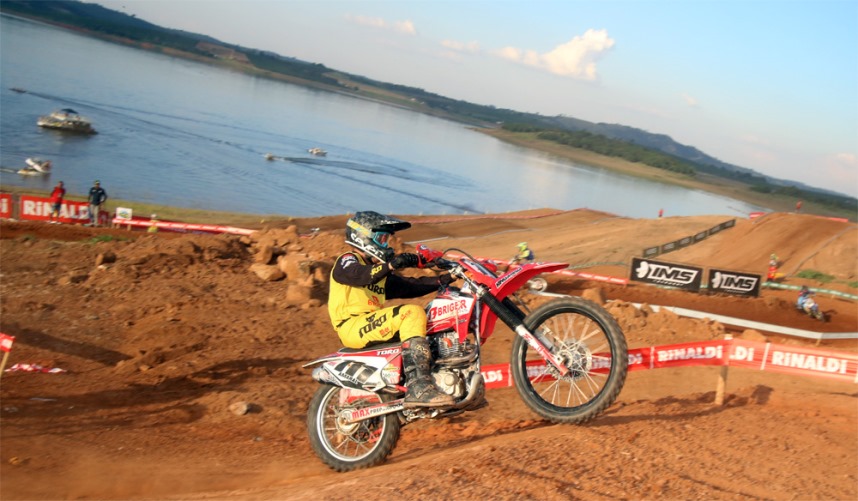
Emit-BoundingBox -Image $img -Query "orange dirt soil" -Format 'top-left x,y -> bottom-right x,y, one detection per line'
1,209 -> 856,500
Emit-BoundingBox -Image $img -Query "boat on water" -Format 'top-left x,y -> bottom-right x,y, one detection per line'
26,157 -> 51,173
17,168 -> 43,176
17,158 -> 52,176
308,147 -> 327,157
37,108 -> 97,134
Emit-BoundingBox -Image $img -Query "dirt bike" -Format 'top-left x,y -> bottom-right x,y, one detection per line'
304,245 -> 628,471
798,295 -> 826,322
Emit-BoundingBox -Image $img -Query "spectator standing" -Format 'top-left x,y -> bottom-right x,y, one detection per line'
796,200 -> 803,213
48,181 -> 65,224
87,180 -> 108,227
148,213 -> 159,233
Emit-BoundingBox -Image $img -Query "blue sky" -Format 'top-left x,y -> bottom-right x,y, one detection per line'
94,0 -> 857,197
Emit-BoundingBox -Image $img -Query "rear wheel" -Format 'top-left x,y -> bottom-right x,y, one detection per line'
307,385 -> 401,471
511,297 -> 627,423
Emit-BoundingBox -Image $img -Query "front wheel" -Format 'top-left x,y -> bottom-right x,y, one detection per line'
511,297 -> 627,423
307,384 -> 401,471
528,277 -> 548,292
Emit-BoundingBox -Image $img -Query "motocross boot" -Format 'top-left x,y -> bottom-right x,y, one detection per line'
401,337 -> 455,408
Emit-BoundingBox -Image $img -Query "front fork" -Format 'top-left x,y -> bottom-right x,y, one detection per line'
479,290 -> 570,376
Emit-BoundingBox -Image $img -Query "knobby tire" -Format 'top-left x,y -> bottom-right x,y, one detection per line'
307,384 -> 401,471
510,297 -> 628,424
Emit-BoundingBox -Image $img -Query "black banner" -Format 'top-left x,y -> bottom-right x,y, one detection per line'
708,268 -> 761,297
630,257 -> 703,292
642,218 -> 734,257
642,246 -> 660,258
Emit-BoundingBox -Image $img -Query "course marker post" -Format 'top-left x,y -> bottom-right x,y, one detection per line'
715,334 -> 732,405
0,333 -> 16,380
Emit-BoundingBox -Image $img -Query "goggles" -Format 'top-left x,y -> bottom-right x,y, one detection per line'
373,232 -> 392,248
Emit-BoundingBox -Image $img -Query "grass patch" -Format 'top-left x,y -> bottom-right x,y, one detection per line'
88,234 -> 130,244
795,269 -> 835,283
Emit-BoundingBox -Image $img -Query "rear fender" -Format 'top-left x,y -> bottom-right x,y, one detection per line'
304,347 -> 404,391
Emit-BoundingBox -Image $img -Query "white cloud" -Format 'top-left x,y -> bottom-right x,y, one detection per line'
681,92 -> 699,107
441,39 -> 481,54
834,152 -> 857,166
741,134 -> 769,146
496,46 -> 522,61
349,15 -> 385,28
393,20 -> 417,35
347,14 -> 417,35
495,29 -> 615,80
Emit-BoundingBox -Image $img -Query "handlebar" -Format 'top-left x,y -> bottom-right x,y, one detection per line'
432,257 -> 458,271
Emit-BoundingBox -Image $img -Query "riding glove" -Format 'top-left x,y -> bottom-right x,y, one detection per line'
390,253 -> 420,269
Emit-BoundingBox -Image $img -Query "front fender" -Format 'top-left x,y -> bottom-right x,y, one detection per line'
493,262 -> 567,298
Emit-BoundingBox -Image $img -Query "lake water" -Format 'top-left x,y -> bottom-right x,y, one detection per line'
0,15 -> 766,219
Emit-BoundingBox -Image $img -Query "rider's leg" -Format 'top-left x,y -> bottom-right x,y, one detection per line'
336,304 -> 454,407
398,305 -> 454,408
400,336 -> 454,408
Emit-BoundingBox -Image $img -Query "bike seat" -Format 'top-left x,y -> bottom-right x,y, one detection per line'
338,341 -> 402,353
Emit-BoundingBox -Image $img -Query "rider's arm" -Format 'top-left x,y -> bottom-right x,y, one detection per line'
386,274 -> 441,299
331,252 -> 390,286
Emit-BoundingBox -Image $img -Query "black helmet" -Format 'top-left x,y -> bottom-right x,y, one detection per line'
345,211 -> 411,262
800,286 -> 810,295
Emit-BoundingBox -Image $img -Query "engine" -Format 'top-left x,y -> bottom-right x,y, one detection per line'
429,331 -> 478,399
429,330 -> 473,362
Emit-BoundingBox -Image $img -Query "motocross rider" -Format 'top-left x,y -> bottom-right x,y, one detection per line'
767,253 -> 780,281
511,242 -> 535,266
328,211 -> 455,408
797,286 -> 812,310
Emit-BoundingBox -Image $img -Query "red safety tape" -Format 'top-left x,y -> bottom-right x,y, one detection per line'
480,338 -> 858,389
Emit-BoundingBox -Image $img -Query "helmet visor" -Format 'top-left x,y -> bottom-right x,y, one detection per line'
373,232 -> 392,248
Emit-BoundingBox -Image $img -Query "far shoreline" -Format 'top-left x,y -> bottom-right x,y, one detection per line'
474,128 -> 852,219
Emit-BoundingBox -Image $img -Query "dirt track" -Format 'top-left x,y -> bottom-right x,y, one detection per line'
1,210 -> 856,500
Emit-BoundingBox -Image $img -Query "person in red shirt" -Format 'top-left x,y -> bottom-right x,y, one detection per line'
49,181 -> 65,224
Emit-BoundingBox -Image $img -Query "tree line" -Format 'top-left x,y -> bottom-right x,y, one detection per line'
501,123 -> 856,214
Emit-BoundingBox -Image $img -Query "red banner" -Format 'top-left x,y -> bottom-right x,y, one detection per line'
728,339 -> 857,383
111,217 -> 255,236
0,333 -> 15,353
556,269 -> 629,285
0,193 -> 12,219
18,195 -> 109,225
481,338 -> 857,389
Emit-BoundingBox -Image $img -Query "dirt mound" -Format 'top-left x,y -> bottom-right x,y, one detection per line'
1,210 -> 855,500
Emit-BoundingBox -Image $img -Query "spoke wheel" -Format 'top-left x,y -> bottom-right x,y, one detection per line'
511,297 -> 627,423
528,277 -> 548,292
307,385 -> 400,471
